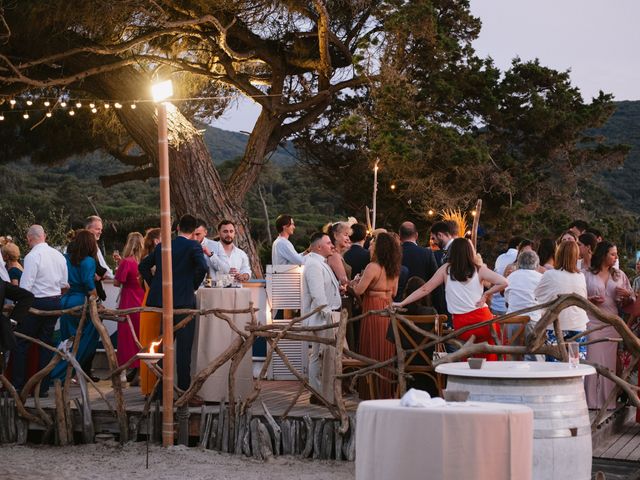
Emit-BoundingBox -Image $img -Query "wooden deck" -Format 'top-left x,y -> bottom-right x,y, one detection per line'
593,408 -> 640,462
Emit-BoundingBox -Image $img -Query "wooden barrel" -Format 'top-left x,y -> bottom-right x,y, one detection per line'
446,375 -> 591,480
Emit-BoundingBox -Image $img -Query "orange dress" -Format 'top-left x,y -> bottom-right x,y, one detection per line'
139,289 -> 162,396
358,267 -> 397,399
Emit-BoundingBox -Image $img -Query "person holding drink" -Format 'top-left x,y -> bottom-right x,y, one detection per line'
200,220 -> 251,284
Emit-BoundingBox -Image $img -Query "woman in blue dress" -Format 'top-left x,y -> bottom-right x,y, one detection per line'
50,230 -> 98,381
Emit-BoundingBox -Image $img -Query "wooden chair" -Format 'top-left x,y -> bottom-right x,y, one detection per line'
499,315 -> 530,360
342,357 -> 377,399
394,314 -> 445,397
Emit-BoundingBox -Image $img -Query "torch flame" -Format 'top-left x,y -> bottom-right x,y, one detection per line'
149,340 -> 162,354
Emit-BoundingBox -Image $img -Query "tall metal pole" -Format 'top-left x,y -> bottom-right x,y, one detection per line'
157,102 -> 175,447
372,159 -> 379,230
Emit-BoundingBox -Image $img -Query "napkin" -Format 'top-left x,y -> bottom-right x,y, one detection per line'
400,388 -> 446,408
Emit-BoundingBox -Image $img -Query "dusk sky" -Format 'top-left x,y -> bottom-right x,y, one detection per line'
213,1 -> 640,132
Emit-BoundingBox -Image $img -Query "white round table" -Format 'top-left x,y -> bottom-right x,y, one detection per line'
356,399 -> 534,480
436,361 -> 596,480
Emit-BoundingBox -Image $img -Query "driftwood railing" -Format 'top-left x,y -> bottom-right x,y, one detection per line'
1,292 -> 639,454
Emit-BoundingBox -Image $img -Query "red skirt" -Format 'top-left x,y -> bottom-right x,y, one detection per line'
452,306 -> 500,361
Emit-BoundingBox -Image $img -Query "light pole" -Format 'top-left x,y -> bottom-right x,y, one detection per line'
372,159 -> 379,230
151,79 -> 174,447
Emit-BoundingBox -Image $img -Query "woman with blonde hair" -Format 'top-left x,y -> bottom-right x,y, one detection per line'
114,232 -> 145,384
1,242 -> 23,285
138,228 -> 161,395
534,241 -> 589,361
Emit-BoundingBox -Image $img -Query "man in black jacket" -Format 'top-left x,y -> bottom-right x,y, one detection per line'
344,223 -> 370,279
0,281 -> 34,370
399,222 -> 438,282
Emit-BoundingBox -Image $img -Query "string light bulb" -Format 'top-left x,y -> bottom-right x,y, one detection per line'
22,113 -> 29,119
471,210 -> 477,217
114,102 -> 122,109
130,103 -> 136,109
104,103 -> 110,109
428,210 -> 434,216
60,101 -> 67,107
91,107 -> 97,113
9,99 -> 16,106
75,102 -> 82,108
0,114 -> 4,120
68,110 -> 75,116
390,184 -> 396,190
46,111 -> 52,118
89,103 -> 95,108
44,101 -> 50,107
26,100 -> 33,106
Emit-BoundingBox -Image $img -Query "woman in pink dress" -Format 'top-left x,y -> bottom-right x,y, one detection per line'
584,241 -> 634,410
114,232 -> 145,383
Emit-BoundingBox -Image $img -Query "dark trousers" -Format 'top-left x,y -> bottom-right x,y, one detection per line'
12,295 -> 61,393
157,311 -> 195,392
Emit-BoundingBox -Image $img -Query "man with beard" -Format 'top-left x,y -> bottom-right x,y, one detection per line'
201,220 -> 251,282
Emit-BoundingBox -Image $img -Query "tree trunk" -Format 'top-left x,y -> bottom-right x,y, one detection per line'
86,67 -> 265,276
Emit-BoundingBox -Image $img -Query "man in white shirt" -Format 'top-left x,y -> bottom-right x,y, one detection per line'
199,220 -> 251,282
15,225 -> 68,397
504,250 -> 544,361
302,232 -> 341,404
491,236 -> 523,315
0,255 -> 9,282
272,214 -> 306,266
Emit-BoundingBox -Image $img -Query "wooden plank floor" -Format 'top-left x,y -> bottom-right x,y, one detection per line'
23,379 -> 360,420
594,422 -> 640,461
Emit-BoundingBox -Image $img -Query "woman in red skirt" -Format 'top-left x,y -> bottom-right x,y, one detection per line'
394,238 -> 508,360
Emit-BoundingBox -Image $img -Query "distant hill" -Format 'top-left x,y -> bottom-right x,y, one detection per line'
200,125 -> 298,166
595,100 -> 640,213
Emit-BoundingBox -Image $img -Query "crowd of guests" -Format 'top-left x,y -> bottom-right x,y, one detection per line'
272,215 -> 640,412
2,215 -> 640,414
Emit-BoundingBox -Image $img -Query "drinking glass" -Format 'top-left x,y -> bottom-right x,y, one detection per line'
566,342 -> 580,368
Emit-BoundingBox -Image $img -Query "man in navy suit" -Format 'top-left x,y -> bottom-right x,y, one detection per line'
139,214 -> 208,392
399,222 -> 438,282
344,223 -> 370,279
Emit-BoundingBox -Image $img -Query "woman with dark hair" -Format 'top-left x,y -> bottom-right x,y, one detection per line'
138,228 -> 161,396
50,229 -> 98,381
584,242 -> 634,409
352,231 -> 401,398
534,241 -> 589,362
394,238 -> 508,361
577,232 -> 597,271
537,238 -> 556,271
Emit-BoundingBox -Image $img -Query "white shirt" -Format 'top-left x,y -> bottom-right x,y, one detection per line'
96,248 -> 114,279
492,248 -> 518,312
504,269 -> 543,323
534,269 -> 589,331
204,239 -> 251,278
20,242 -> 69,297
272,236 -> 306,265
302,252 -> 341,319
0,256 -> 9,282
444,270 -> 485,314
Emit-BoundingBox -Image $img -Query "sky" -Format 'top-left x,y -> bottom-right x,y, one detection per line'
213,0 -> 640,132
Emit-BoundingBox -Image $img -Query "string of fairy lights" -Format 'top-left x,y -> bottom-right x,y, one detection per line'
0,92 -> 283,122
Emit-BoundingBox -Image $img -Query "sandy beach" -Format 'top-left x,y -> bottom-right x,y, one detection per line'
0,442 -> 355,480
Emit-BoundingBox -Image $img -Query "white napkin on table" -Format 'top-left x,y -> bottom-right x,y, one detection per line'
400,388 -> 446,408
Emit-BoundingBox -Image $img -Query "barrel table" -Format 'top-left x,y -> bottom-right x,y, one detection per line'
436,361 -> 596,480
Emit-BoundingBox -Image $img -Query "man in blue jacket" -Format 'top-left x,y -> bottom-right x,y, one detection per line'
139,214 -> 208,393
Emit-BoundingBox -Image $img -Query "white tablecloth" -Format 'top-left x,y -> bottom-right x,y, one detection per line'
192,288 -> 253,401
356,399 -> 533,480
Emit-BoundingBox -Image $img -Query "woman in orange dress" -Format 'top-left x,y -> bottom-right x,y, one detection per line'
352,232 -> 401,399
138,228 -> 161,396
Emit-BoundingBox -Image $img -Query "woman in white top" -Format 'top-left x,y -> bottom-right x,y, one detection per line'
534,241 -> 589,361
393,238 -> 508,361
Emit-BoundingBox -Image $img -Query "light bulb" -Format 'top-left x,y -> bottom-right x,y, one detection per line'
69,110 -> 75,116
104,103 -> 110,109
114,102 -> 122,109
60,101 -> 67,107
0,115 -> 4,120
9,99 -> 16,106
23,113 -> 29,119
26,100 -> 33,106
75,102 -> 82,108
91,108 -> 97,113
89,103 -> 95,108
44,101 -> 50,107
130,103 -> 137,109
46,112 -> 52,118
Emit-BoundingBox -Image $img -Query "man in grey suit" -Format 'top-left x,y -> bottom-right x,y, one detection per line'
302,232 -> 341,404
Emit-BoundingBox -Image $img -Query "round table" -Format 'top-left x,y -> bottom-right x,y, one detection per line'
436,361 -> 596,480
356,399 -> 533,480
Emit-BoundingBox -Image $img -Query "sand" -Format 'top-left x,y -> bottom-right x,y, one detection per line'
0,442 -> 355,480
